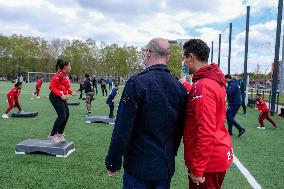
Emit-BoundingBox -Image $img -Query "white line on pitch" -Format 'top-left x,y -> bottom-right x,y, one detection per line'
233,154 -> 262,189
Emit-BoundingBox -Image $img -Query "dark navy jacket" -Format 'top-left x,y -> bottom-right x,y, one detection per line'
106,87 -> 118,106
226,79 -> 242,105
105,64 -> 187,180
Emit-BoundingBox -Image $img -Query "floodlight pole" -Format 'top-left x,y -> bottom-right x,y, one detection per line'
228,23 -> 232,75
243,6 -> 250,93
271,0 -> 283,115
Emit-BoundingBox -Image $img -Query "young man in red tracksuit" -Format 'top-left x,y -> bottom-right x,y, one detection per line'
183,39 -> 233,189
2,82 -> 23,119
33,77 -> 43,98
48,59 -> 76,143
255,94 -> 277,129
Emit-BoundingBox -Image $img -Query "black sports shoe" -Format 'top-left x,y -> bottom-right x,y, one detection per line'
238,129 -> 246,137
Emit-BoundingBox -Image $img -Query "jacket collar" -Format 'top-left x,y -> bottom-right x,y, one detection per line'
145,64 -> 169,72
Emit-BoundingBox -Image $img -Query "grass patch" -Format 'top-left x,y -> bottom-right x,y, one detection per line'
0,82 -> 283,188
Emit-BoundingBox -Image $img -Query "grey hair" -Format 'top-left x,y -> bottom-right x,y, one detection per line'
146,40 -> 169,58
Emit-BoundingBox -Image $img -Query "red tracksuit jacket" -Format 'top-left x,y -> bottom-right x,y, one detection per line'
256,97 -> 269,112
7,87 -> 21,102
183,64 -> 233,177
36,79 -> 43,89
49,71 -> 73,97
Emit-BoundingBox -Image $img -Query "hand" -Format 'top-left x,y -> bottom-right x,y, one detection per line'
61,94 -> 68,101
189,172 -> 205,186
72,91 -> 77,96
107,170 -> 118,177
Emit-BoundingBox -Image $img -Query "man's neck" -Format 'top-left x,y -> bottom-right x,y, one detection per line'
193,61 -> 208,74
146,60 -> 166,68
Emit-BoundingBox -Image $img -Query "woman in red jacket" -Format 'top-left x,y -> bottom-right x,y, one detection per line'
48,59 -> 76,143
2,82 -> 23,119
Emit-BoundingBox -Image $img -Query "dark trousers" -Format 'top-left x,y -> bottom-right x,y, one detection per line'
188,172 -> 226,189
109,105 -> 114,117
79,90 -> 83,99
259,110 -> 276,127
241,94 -> 247,114
109,83 -> 113,90
227,104 -> 243,134
101,85 -> 107,96
93,85 -> 98,95
123,172 -> 171,189
49,92 -> 69,136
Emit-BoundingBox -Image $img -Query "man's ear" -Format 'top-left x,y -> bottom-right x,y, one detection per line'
189,53 -> 196,61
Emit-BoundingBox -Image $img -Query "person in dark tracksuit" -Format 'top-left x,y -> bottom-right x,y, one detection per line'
105,38 -> 187,189
48,59 -> 76,143
239,78 -> 247,115
78,79 -> 85,99
83,74 -> 95,116
106,83 -> 119,118
92,75 -> 98,95
225,74 -> 246,137
100,75 -> 107,96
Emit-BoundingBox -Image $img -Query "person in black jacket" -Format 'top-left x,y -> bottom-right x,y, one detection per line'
100,75 -> 107,96
92,75 -> 98,95
105,38 -> 187,189
225,74 -> 246,137
83,73 -> 95,116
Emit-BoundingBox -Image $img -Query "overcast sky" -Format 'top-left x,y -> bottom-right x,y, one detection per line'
0,0 -> 282,74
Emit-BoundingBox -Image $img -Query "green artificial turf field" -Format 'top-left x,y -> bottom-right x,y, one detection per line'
0,82 -> 283,189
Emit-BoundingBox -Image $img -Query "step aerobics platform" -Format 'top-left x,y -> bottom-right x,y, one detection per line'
85,115 -> 115,125
12,112 -> 38,118
15,139 -> 75,158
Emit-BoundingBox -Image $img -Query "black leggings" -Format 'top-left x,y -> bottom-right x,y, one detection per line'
49,92 -> 70,136
101,85 -> 107,96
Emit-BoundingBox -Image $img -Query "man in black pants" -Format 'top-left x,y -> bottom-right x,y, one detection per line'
239,78 -> 247,115
225,74 -> 246,137
83,73 -> 95,116
100,75 -> 107,96
92,75 -> 98,95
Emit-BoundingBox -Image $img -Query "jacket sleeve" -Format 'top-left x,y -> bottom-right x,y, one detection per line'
67,88 -> 73,95
226,82 -> 236,96
185,84 -> 217,177
49,76 -> 63,97
174,87 -> 187,156
105,78 -> 139,172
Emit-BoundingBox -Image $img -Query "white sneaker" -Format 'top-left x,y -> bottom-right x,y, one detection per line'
56,134 -> 66,142
36,96 -> 40,99
48,135 -> 61,143
257,126 -> 266,130
2,113 -> 9,119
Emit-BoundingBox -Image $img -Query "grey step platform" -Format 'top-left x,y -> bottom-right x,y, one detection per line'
68,102 -> 80,106
15,139 -> 75,158
85,115 -> 115,125
12,112 -> 38,118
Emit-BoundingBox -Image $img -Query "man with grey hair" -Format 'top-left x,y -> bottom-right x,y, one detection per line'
105,38 -> 187,189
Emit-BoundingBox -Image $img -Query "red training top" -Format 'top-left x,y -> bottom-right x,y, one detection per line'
49,71 -> 73,97
256,97 -> 269,112
7,87 -> 21,101
183,64 -> 233,177
36,79 -> 43,89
